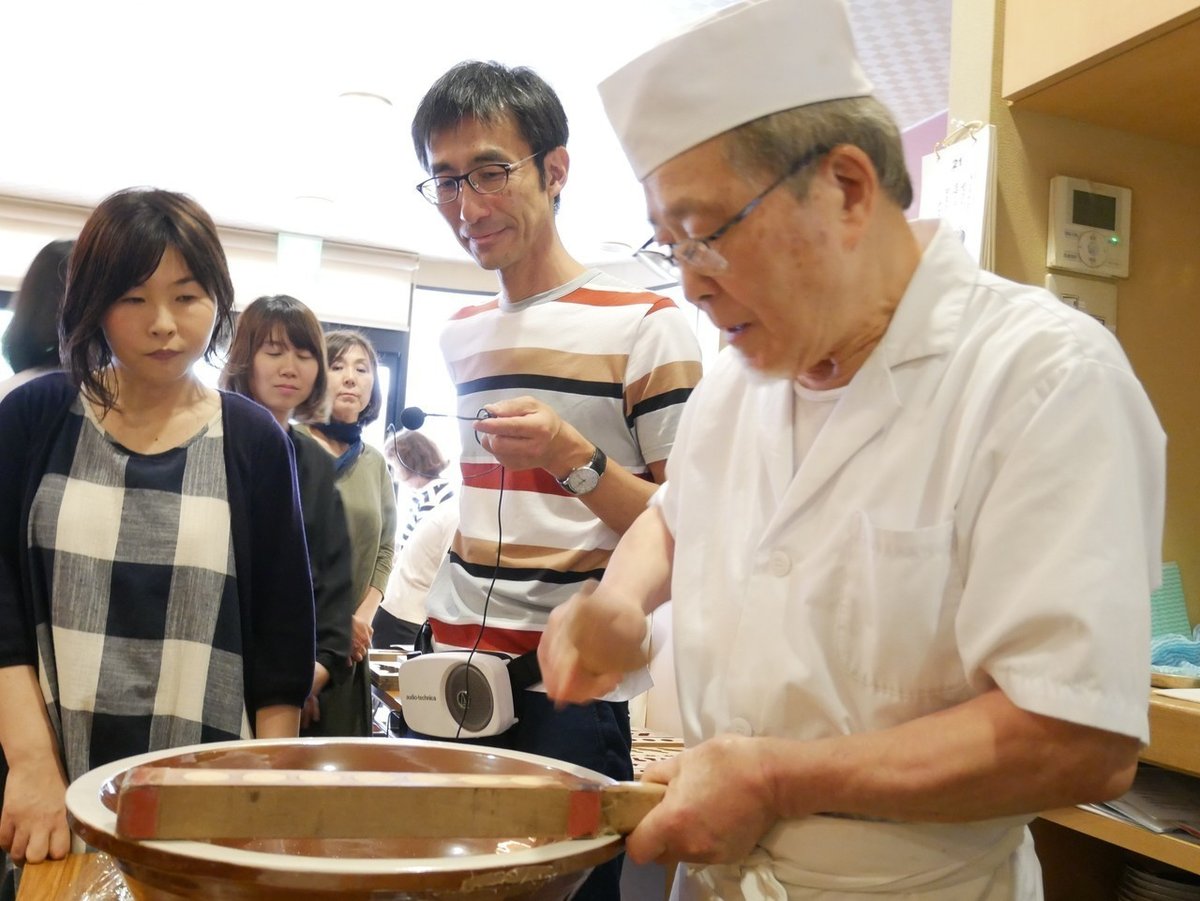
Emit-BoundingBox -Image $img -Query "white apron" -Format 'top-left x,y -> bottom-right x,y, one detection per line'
656,221 -> 1162,900
671,819 -> 1042,900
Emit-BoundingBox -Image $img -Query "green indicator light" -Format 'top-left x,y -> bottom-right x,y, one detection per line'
1109,235 -> 1121,244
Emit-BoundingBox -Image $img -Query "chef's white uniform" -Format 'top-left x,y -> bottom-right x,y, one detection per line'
655,221 -> 1165,899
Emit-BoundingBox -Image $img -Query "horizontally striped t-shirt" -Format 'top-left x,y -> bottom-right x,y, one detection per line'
425,270 -> 702,653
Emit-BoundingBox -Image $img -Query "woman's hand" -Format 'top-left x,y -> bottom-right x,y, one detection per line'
0,756 -> 71,865
300,693 -> 321,729
350,613 -> 374,663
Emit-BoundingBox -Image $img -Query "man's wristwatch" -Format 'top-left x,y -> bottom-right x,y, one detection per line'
556,446 -> 607,496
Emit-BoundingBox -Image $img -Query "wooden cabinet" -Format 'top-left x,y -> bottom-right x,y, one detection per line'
1034,694 -> 1200,897
1001,1 -> 1200,148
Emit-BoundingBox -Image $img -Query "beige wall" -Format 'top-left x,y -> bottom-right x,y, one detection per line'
993,107 -> 1200,619
953,0 -> 1200,619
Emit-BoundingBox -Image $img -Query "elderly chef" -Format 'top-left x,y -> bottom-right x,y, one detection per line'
536,0 -> 1167,897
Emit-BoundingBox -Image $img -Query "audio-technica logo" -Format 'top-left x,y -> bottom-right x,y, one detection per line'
403,693 -> 438,702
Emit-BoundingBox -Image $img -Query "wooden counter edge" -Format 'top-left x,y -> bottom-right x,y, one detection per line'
15,853 -> 97,901
1144,693 -> 1200,774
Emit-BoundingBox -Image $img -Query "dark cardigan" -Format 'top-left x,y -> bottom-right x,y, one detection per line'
290,427 -> 354,687
0,373 -> 315,727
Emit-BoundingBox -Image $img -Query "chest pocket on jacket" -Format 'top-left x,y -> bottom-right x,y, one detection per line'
833,512 -> 970,700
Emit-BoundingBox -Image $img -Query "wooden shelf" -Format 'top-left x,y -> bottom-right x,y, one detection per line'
1035,692 -> 1200,884
1143,693 -> 1200,774
1039,806 -> 1200,874
1002,2 -> 1200,148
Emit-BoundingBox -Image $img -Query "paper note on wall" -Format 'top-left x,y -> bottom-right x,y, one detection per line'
918,123 -> 997,270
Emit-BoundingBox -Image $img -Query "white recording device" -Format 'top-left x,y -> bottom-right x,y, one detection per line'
395,651 -> 518,738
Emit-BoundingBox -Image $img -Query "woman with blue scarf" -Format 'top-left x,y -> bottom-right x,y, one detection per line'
297,329 -> 396,736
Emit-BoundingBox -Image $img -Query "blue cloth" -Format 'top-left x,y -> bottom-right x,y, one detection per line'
309,419 -> 362,446
1151,624 -> 1200,676
332,440 -> 363,474
1151,562 -> 1189,639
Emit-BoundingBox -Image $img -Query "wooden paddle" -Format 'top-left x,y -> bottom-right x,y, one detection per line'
115,766 -> 666,841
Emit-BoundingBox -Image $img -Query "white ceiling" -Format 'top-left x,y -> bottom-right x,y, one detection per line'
0,0 -> 950,266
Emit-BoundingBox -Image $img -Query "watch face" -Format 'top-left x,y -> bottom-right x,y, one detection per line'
564,467 -> 601,495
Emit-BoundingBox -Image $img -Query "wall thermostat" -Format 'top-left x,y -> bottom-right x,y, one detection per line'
1046,176 -> 1131,278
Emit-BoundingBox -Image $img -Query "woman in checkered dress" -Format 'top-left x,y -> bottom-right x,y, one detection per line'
0,189 -> 316,866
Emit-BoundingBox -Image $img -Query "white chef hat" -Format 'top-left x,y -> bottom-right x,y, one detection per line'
599,0 -> 874,180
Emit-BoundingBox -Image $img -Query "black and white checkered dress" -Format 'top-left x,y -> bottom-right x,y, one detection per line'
29,397 -> 249,782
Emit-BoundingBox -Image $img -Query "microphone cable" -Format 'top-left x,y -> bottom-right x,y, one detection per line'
384,410 -> 508,740
453,463 -> 505,740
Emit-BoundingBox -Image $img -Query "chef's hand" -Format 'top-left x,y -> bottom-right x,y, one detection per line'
473,397 -> 590,477
539,582 -> 648,705
627,735 -> 780,866
0,755 -> 71,865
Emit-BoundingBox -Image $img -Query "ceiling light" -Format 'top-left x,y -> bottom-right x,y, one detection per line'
599,241 -> 634,255
337,91 -> 393,108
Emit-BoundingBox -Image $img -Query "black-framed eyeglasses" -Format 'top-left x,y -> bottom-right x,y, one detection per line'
635,144 -> 832,281
416,153 -> 539,205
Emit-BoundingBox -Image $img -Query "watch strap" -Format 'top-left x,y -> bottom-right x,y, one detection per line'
557,446 -> 607,495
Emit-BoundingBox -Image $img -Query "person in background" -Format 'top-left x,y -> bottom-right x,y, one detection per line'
410,60 -> 703,900
372,430 -> 455,648
538,1 -> 1167,898
386,429 -> 454,552
0,239 -> 74,403
296,329 -> 396,736
0,238 -> 75,898
376,500 -> 458,654
0,188 -> 315,868
220,295 -> 355,733
375,498 -> 459,652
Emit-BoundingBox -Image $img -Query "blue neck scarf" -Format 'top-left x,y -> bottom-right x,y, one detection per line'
311,420 -> 364,473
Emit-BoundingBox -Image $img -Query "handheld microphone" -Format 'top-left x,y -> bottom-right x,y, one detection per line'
400,406 -> 492,431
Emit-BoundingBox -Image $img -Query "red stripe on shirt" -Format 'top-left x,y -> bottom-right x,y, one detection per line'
558,289 -> 678,311
450,289 -> 678,318
429,619 -> 541,655
460,462 -> 566,494
460,462 -> 653,492
450,299 -> 501,321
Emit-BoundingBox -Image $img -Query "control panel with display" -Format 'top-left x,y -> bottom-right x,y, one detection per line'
1046,176 -> 1131,278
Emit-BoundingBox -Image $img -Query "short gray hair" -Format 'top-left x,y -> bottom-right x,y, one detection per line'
723,96 -> 913,210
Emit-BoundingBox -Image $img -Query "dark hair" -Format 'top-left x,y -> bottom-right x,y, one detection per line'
60,188 -> 235,411
412,60 -> 569,211
386,430 -> 448,480
323,329 -> 382,425
3,239 -> 74,373
220,295 -> 329,422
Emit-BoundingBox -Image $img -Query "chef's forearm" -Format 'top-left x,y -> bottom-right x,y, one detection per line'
762,687 -> 1139,823
600,505 -> 675,616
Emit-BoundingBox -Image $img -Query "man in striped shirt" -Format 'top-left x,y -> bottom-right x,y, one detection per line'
410,60 -> 702,899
